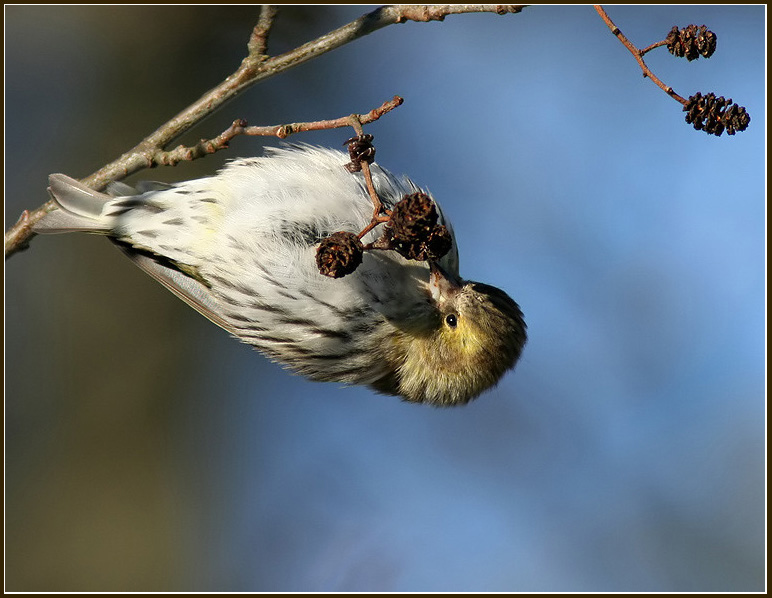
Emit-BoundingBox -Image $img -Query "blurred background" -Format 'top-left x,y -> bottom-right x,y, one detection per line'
4,5 -> 765,592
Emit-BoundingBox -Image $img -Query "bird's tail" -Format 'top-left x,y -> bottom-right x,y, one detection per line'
33,174 -> 112,234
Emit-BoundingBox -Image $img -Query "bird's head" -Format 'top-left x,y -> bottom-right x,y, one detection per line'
385,262 -> 527,406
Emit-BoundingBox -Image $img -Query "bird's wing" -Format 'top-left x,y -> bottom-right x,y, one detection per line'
114,244 -> 237,336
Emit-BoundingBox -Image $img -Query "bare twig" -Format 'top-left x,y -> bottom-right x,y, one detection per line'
5,4 -> 526,259
153,96 -> 404,167
343,122 -> 392,241
596,7 -> 750,137
247,5 -> 279,58
640,39 -> 668,56
594,5 -> 687,105
4,211 -> 32,256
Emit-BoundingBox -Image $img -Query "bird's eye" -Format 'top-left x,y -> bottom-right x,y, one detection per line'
445,314 -> 458,328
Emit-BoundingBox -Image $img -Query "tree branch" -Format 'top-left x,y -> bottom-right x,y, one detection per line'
5,4 -> 526,260
594,6 -> 750,137
152,96 -> 404,167
594,5 -> 687,104
247,4 -> 279,58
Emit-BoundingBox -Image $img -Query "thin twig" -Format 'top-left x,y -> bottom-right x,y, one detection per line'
640,39 -> 668,56
357,159 -> 387,223
346,119 -> 392,241
4,211 -> 32,256
5,5 -> 526,259
594,5 -> 687,105
153,96 -> 404,167
248,5 -> 279,58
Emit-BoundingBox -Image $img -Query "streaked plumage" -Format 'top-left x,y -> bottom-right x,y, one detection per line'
34,145 -> 526,406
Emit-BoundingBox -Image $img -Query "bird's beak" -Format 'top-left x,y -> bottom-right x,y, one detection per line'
428,260 -> 462,302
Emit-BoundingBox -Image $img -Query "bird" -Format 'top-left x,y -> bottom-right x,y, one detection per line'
33,144 -> 526,406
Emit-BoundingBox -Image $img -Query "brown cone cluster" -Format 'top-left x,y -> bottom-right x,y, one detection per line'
666,25 -> 717,61
316,231 -> 364,278
344,134 -> 376,173
385,193 -> 452,262
316,193 -> 453,278
318,133 -> 454,278
684,92 -> 751,136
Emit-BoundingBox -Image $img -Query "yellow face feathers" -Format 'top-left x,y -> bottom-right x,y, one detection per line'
386,267 -> 527,406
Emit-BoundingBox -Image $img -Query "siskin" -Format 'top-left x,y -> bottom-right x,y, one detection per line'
34,145 -> 526,406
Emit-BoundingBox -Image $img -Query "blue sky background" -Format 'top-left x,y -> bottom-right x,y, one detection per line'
5,5 -> 766,591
